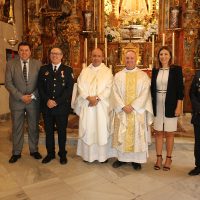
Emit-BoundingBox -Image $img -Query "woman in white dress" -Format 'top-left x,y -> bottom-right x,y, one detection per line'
151,46 -> 184,171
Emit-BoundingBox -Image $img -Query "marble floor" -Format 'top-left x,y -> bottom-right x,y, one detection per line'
0,115 -> 199,200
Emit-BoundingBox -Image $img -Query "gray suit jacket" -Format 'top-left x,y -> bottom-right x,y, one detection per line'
5,58 -> 42,110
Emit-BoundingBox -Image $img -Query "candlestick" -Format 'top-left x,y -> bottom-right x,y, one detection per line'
162,33 -> 165,46
152,34 -> 155,66
95,38 -> 97,48
172,32 -> 175,63
105,37 -> 107,66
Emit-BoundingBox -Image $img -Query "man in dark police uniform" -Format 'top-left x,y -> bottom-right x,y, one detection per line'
38,47 -> 74,164
189,70 -> 200,175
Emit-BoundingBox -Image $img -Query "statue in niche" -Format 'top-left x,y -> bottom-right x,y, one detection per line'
120,0 -> 152,16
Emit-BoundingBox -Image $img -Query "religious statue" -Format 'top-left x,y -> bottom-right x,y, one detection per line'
187,0 -> 195,10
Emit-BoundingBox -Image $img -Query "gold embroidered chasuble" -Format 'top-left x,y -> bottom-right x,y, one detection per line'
124,72 -> 136,152
112,67 -> 154,154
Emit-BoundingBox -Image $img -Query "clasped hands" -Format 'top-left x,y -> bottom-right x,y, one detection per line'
47,99 -> 57,108
87,96 -> 100,107
122,105 -> 134,114
21,95 -> 32,104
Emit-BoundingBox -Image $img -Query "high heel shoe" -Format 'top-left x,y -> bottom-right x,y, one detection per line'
154,155 -> 163,170
163,156 -> 172,171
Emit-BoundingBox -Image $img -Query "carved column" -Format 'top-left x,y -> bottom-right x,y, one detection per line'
182,1 -> 200,112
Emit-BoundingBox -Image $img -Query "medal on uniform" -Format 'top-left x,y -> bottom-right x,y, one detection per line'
61,71 -> 64,78
71,73 -> 74,79
45,71 -> 49,76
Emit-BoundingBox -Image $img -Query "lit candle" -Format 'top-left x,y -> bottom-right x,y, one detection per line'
36,0 -> 39,14
82,63 -> 86,69
9,0 -> 13,18
109,65 -> 112,72
84,38 -> 88,66
152,34 -> 155,66
105,37 -> 107,66
93,0 -> 96,31
95,38 -> 97,48
172,32 -> 175,63
162,33 -> 165,46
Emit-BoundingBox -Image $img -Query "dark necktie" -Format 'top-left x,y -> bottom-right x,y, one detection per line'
23,61 -> 27,83
54,65 -> 57,73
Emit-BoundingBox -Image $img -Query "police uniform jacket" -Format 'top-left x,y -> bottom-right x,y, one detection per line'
190,70 -> 200,125
151,65 -> 184,117
38,63 -> 74,115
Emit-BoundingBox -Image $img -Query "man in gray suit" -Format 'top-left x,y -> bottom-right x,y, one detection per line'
5,41 -> 42,163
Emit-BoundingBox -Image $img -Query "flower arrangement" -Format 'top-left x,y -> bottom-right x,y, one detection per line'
144,20 -> 158,40
104,26 -> 120,42
104,0 -> 112,16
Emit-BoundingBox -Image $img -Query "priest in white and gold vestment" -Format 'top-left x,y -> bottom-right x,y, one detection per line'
74,48 -> 113,162
109,50 -> 153,170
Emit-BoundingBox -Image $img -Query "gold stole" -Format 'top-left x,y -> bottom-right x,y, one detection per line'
124,72 -> 137,152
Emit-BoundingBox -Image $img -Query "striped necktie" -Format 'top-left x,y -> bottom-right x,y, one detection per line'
23,61 -> 27,83
54,65 -> 57,73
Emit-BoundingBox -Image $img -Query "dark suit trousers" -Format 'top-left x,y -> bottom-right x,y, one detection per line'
194,124 -> 200,167
43,114 -> 68,157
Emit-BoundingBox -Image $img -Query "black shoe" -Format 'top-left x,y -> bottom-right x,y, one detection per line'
112,160 -> 125,168
30,152 -> 42,159
188,167 -> 200,176
9,155 -> 21,163
42,155 -> 55,164
132,162 -> 142,170
60,157 -> 67,165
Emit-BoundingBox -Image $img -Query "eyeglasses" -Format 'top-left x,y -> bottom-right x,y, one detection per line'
50,52 -> 62,56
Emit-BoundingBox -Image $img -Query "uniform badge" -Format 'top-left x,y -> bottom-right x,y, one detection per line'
71,73 -> 74,79
45,71 -> 49,76
61,71 -> 65,78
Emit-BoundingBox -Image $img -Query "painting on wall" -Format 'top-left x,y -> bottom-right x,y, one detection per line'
0,0 -> 15,23
6,49 -> 19,61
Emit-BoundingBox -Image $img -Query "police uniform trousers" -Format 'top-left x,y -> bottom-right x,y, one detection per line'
192,114 -> 200,167
43,112 -> 68,158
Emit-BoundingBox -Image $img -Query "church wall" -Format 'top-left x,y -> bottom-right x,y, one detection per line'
0,0 -> 23,116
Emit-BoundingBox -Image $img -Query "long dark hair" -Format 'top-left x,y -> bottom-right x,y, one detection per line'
157,46 -> 172,69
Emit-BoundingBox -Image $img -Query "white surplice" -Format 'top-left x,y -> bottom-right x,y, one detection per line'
109,67 -> 153,163
74,63 -> 113,162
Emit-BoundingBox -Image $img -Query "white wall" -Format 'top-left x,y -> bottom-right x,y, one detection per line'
0,0 -> 23,115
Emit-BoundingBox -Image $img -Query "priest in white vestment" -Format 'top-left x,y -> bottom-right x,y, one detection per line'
74,48 -> 113,162
109,50 -> 153,170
